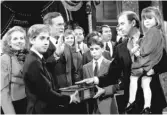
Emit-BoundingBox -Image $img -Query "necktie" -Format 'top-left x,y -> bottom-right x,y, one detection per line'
42,58 -> 56,89
106,42 -> 110,52
94,61 -> 98,76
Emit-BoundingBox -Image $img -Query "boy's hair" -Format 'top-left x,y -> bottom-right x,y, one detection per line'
43,12 -> 62,25
74,26 -> 85,36
118,11 -> 140,29
99,25 -> 111,34
87,31 -> 103,48
27,24 -> 50,40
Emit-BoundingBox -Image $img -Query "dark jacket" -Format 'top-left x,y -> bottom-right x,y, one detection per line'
23,51 -> 70,114
44,41 -> 76,88
98,39 -> 167,113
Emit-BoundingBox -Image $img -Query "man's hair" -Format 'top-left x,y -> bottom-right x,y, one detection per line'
99,25 -> 111,34
27,24 -> 50,40
74,26 -> 85,35
118,11 -> 140,29
43,12 -> 62,25
87,31 -> 103,48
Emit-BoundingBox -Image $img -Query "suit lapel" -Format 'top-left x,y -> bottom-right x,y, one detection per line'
98,58 -> 108,76
30,51 -> 52,81
87,61 -> 94,78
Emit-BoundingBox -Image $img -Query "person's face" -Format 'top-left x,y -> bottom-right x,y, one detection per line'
30,32 -> 50,54
9,31 -> 26,50
102,27 -> 112,42
50,16 -> 65,37
118,14 -> 134,36
64,34 -> 75,46
143,16 -> 156,29
90,44 -> 103,60
74,29 -> 84,43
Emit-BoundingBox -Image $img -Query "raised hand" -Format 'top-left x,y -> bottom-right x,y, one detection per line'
55,35 -> 65,56
93,85 -> 105,98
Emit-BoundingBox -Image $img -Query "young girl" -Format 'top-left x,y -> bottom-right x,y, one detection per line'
126,6 -> 166,114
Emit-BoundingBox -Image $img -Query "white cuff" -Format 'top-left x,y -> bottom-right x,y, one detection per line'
94,77 -> 99,85
69,95 -> 72,104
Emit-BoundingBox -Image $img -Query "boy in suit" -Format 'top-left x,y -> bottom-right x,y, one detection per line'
82,35 -> 118,114
82,31 -> 112,65
23,24 -> 79,114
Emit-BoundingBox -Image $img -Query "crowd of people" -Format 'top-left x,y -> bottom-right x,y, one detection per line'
1,6 -> 167,114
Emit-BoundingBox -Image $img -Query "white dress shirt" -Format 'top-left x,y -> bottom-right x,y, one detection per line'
92,56 -> 104,72
30,47 -> 43,59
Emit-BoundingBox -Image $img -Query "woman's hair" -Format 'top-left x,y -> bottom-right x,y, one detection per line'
141,6 -> 167,51
64,29 -> 75,46
1,26 -> 27,54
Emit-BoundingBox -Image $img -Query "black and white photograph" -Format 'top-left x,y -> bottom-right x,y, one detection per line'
1,0 -> 167,114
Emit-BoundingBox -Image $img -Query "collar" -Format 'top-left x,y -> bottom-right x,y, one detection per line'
50,36 -> 57,48
30,47 -> 43,59
93,56 -> 104,70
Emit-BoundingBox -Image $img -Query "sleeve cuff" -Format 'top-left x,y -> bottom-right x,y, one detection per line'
94,77 -> 99,84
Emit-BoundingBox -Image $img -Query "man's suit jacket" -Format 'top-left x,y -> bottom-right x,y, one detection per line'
44,41 -> 75,88
82,50 -> 112,65
83,57 -> 118,114
23,51 -> 70,114
98,39 -> 167,113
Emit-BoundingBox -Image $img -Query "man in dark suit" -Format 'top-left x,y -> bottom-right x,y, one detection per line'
43,12 -> 77,88
76,11 -> 167,114
100,25 -> 114,58
23,24 -> 79,114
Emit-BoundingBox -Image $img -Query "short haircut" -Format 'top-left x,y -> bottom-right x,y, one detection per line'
43,12 -> 62,25
99,25 -> 111,34
118,11 -> 140,29
87,31 -> 103,48
27,24 -> 50,40
2,26 -> 27,53
74,26 -> 85,35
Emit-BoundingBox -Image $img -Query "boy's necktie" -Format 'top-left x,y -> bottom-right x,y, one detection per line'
94,61 -> 98,76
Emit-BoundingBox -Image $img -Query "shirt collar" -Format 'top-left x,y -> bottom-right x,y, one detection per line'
93,56 -> 104,69
30,47 -> 43,59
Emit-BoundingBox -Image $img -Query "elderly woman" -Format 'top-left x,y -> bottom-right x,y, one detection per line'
1,26 -> 28,114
